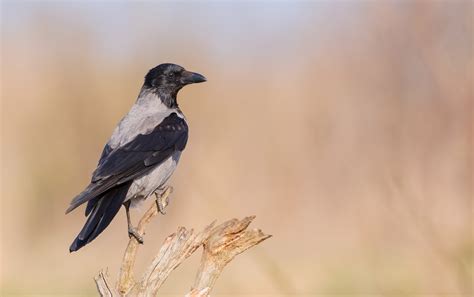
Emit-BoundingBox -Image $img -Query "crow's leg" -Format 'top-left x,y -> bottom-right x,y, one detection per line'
124,200 -> 144,244
155,186 -> 173,215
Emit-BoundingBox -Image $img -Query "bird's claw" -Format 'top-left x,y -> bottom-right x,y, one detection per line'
155,186 -> 172,215
128,227 -> 144,244
156,197 -> 167,215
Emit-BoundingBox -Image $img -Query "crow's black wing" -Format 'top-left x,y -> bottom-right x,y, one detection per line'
66,113 -> 188,214
97,143 -> 113,167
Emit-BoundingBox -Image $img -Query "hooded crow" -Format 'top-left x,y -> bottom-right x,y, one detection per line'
66,63 -> 206,252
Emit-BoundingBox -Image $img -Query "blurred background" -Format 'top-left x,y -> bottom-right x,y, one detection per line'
1,1 -> 472,296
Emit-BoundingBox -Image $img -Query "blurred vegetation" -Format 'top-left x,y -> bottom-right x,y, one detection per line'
1,1 -> 472,296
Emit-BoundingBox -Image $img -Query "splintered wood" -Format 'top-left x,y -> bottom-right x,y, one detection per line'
94,187 -> 271,296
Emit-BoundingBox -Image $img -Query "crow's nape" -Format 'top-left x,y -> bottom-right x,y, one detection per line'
69,182 -> 132,252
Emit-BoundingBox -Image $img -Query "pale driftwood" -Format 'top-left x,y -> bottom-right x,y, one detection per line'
192,216 -> 271,290
118,186 -> 173,295
94,187 -> 271,296
95,269 -> 118,297
185,288 -> 211,297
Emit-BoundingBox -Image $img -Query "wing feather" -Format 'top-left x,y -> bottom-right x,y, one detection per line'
66,113 -> 188,214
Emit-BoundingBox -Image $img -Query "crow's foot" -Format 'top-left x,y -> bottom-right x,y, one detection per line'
155,186 -> 173,215
128,227 -> 144,244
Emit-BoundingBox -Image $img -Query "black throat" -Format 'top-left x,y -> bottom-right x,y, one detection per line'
143,86 -> 179,109
158,89 -> 179,109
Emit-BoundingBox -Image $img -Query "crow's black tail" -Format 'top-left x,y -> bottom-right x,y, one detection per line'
69,182 -> 132,252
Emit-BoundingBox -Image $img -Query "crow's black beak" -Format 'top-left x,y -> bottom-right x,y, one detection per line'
181,71 -> 207,84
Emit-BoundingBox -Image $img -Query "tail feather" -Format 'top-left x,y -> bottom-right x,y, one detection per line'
77,195 -> 113,241
69,182 -> 132,252
85,196 -> 100,216
66,182 -> 107,214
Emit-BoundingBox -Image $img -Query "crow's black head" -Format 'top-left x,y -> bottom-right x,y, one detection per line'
144,63 -> 206,93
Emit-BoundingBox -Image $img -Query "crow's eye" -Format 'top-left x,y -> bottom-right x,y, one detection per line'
167,72 -> 176,78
